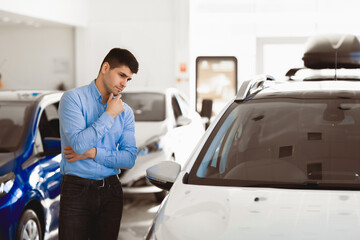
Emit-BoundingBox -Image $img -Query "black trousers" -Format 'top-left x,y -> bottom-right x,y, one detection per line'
59,174 -> 124,240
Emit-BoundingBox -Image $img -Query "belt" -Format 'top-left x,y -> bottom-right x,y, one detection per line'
62,174 -> 121,188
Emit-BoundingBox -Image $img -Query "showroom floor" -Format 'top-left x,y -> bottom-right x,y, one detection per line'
50,193 -> 159,240
118,193 -> 160,240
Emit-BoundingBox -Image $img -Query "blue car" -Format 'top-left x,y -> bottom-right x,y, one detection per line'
0,90 -> 63,240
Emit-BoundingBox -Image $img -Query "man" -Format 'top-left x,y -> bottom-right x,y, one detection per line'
58,48 -> 139,240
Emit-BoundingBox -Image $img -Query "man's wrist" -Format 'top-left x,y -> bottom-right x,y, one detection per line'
84,147 -> 97,159
105,110 -> 116,118
92,147 -> 97,159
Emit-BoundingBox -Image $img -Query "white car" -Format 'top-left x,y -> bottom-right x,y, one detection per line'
145,34 -> 360,239
120,88 -> 205,202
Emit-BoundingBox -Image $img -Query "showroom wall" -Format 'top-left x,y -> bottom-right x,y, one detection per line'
75,0 -> 183,92
0,26 -> 75,90
187,0 -> 360,111
0,0 -> 87,90
0,0 -> 188,94
189,0 -> 360,84
1,0 -> 360,100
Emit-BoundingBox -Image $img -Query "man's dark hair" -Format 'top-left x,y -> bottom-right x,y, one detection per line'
100,48 -> 139,74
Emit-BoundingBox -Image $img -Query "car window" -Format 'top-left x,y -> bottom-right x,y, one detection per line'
0,102 -> 33,152
189,98 -> 360,189
175,93 -> 190,116
39,103 -> 60,142
122,92 -> 165,121
171,96 -> 182,120
44,102 -> 59,121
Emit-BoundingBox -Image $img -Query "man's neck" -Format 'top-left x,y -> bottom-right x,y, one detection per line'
95,78 -> 109,104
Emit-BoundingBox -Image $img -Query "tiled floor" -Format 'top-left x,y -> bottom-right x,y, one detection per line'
50,193 -> 159,240
118,193 -> 160,240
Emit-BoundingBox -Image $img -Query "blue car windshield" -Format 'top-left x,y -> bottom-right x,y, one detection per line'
121,92 -> 166,121
189,98 -> 360,189
0,102 -> 32,152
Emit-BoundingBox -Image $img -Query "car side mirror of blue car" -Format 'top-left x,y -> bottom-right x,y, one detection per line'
146,161 -> 181,191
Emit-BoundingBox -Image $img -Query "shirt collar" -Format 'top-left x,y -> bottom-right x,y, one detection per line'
90,80 -> 103,102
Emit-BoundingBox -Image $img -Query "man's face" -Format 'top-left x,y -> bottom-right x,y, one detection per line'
103,63 -> 133,96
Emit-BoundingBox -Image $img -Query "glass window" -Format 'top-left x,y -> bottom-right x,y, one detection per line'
175,93 -> 190,116
122,93 -> 166,121
39,103 -> 60,141
0,102 -> 33,152
171,96 -> 182,120
189,98 -> 360,189
44,103 -> 59,121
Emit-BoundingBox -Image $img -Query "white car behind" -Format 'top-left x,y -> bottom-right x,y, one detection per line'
120,88 -> 205,201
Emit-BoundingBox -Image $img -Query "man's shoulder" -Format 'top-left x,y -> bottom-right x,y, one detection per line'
123,102 -> 134,114
63,85 -> 90,99
69,84 -> 90,94
121,103 -> 135,123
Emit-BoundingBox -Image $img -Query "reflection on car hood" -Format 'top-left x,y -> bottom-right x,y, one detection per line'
134,121 -> 167,147
153,172 -> 360,239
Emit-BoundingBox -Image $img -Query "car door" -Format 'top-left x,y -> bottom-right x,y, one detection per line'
35,102 -> 62,233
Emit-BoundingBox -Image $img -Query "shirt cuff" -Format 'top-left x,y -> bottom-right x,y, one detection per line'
94,147 -> 106,164
100,112 -> 115,129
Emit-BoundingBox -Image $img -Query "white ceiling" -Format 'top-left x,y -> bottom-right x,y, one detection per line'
0,10 -> 69,28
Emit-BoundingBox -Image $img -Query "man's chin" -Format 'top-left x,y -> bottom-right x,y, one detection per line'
113,90 -> 122,96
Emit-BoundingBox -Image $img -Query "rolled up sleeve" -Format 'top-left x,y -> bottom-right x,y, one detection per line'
59,91 -> 114,155
94,109 -> 137,169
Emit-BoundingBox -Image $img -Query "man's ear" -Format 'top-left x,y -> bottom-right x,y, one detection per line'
101,62 -> 110,73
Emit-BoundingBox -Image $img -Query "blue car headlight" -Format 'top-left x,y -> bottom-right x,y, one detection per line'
138,138 -> 163,157
0,172 -> 15,197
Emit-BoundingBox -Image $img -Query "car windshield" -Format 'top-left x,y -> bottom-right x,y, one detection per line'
0,102 -> 33,152
189,97 -> 360,190
122,92 -> 166,121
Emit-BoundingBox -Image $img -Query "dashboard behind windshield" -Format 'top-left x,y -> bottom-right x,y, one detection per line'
189,97 -> 360,189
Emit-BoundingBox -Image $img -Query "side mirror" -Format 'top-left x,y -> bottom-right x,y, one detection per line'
201,117 -> 209,128
146,161 -> 181,191
200,99 -> 213,129
43,137 -> 61,155
176,115 -> 192,127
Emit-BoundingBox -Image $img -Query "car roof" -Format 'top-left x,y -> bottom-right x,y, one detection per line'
236,74 -> 360,101
256,80 -> 360,99
0,90 -> 62,102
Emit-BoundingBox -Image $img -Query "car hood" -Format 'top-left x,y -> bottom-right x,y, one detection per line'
152,172 -> 360,240
135,121 -> 167,147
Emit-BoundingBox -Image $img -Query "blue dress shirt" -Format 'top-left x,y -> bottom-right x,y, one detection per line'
58,80 -> 137,179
